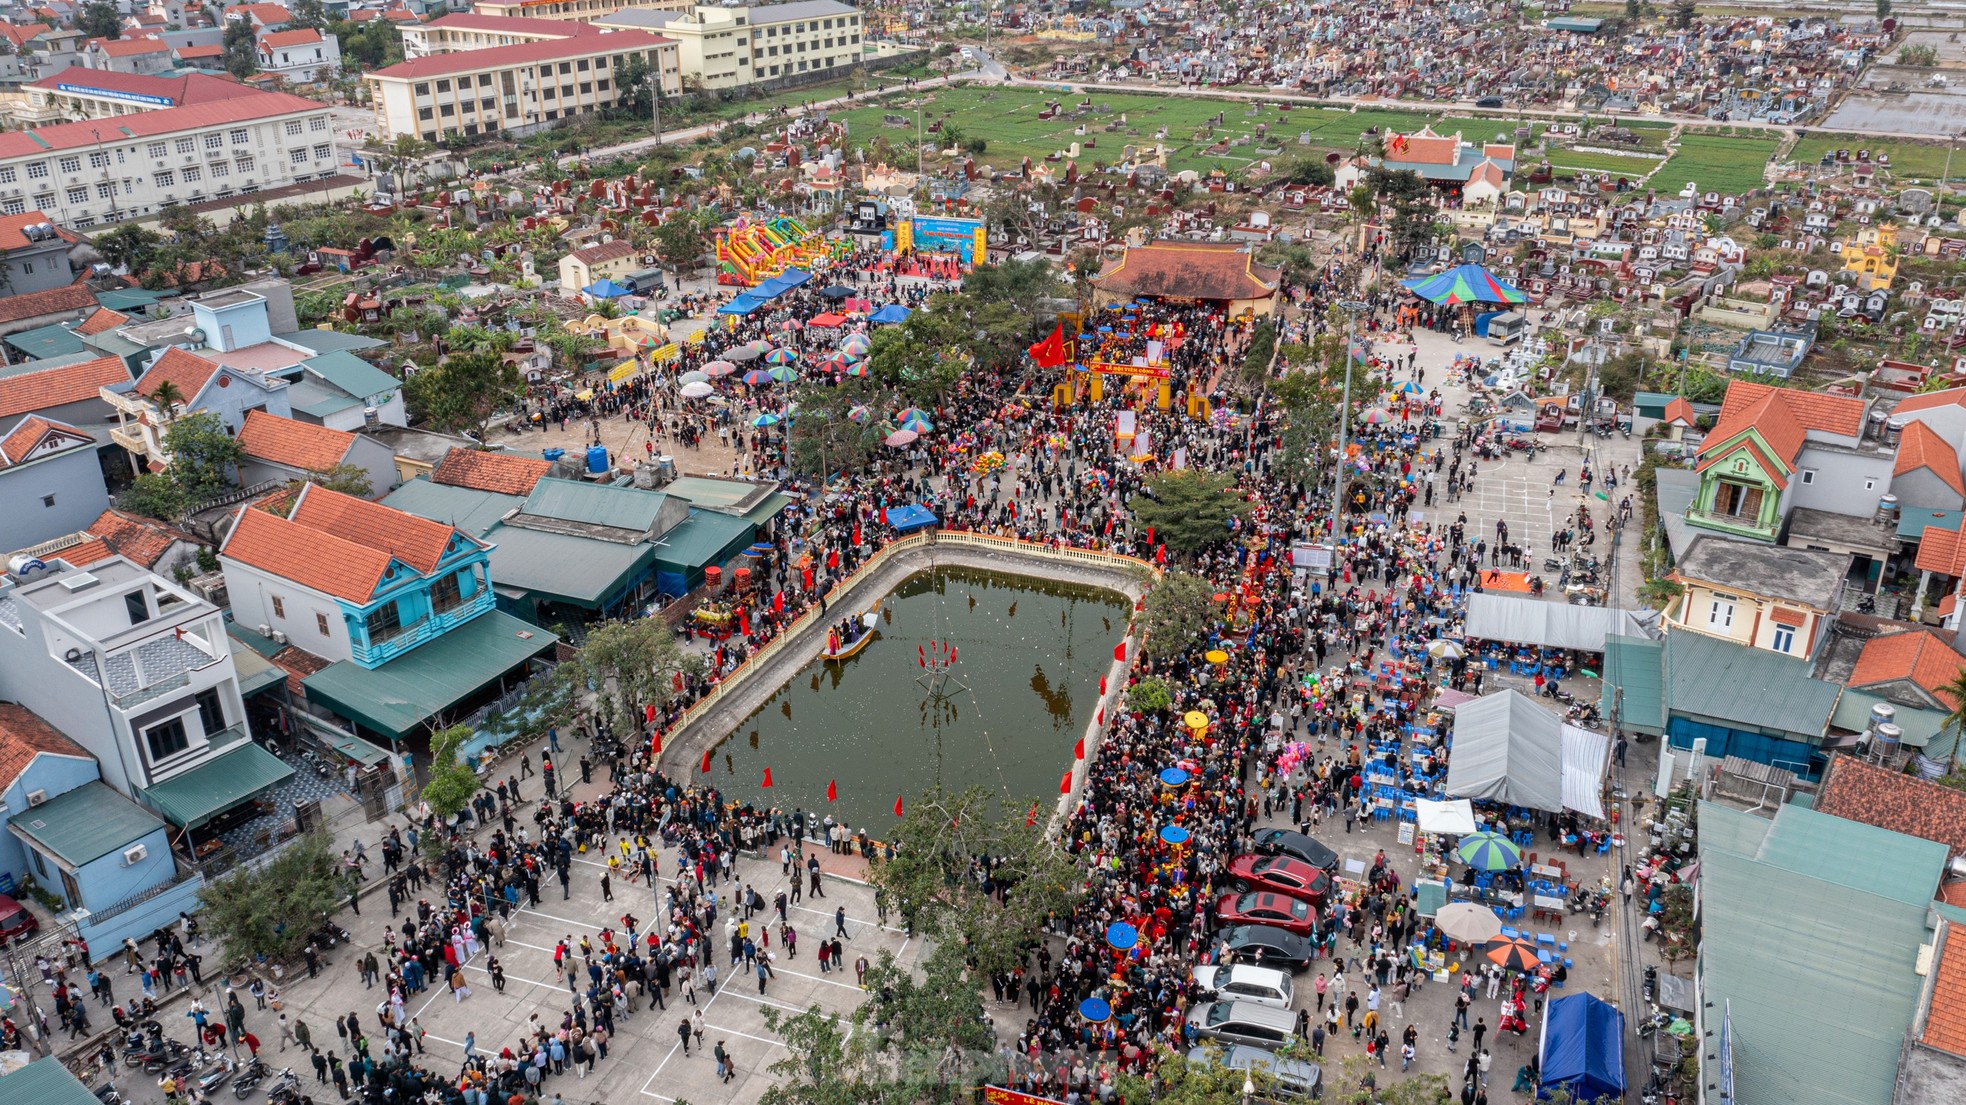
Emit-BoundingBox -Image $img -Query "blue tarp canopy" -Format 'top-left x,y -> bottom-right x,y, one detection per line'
719,294 -> 768,315
884,504 -> 938,533
1400,263 -> 1530,306
1539,993 -> 1626,1103
777,268 -> 813,288
585,279 -> 630,298
869,304 -> 912,324
755,276 -> 796,299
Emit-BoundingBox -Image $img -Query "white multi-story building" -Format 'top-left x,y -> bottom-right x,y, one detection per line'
597,1 -> 862,90
255,28 -> 343,81
469,0 -> 690,23
0,88 -> 337,228
364,25 -> 678,142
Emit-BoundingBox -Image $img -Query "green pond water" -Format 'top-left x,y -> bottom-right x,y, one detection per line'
708,566 -> 1131,830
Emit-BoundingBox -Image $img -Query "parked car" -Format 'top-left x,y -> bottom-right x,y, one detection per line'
0,893 -> 39,944
1228,854 -> 1331,903
1475,96 -> 1506,109
1187,1044 -> 1324,1099
1252,828 -> 1338,871
1184,1001 -> 1300,1050
1192,964 -> 1295,1010
1218,925 -> 1315,971
1215,891 -> 1316,935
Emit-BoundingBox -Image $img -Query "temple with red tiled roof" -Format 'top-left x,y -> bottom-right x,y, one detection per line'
1090,241 -> 1280,316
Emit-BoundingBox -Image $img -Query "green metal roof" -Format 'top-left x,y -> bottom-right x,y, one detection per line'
303,350 -> 400,402
3,321 -> 86,361
663,475 -> 777,511
1600,634 -> 1665,736
656,509 -> 755,574
287,379 -> 365,419
521,477 -> 669,531
226,621 -> 285,659
0,1058 -> 110,1105
1665,631 -> 1841,739
1698,800 -> 1773,858
138,740 -> 294,829
1833,689 -> 1949,752
8,781 -> 165,867
1898,507 -> 1964,543
479,524 -> 654,608
381,478 -> 522,538
301,610 -> 557,741
275,329 -> 388,355
230,635 -> 287,697
1697,801 -> 1941,1105
94,288 -> 168,312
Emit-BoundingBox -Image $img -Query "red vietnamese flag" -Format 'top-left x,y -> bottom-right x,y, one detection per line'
1059,771 -> 1073,794
1028,323 -> 1067,368
762,768 -> 773,788
644,703 -> 657,724
701,748 -> 713,774
893,795 -> 905,817
826,779 -> 838,802
1074,738 -> 1085,760
1026,802 -> 1039,827
1114,641 -> 1127,662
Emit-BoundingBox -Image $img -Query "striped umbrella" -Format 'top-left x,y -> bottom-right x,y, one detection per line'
841,333 -> 872,355
678,381 -> 715,399
1457,831 -> 1522,872
896,407 -> 931,424
1399,263 -> 1530,306
1359,407 -> 1396,425
898,413 -> 933,433
1482,936 -> 1542,973
847,404 -> 872,424
764,347 -> 800,365
844,362 -> 870,377
703,360 -> 737,377
767,365 -> 799,384
836,350 -> 865,365
741,368 -> 774,386
679,370 -> 710,384
752,412 -> 782,427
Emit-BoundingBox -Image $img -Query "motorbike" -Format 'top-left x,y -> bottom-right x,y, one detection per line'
193,1055 -> 236,1097
1643,965 -> 1658,1004
1635,1008 -> 1674,1038
233,1057 -> 270,1098
1857,594 -> 1877,614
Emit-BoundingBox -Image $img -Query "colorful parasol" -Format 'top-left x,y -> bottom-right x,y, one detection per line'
1399,263 -> 1530,306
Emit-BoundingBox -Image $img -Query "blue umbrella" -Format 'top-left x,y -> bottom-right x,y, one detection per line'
1457,830 -> 1522,872
741,368 -> 773,386
752,412 -> 782,427
1106,922 -> 1138,950
1078,997 -> 1112,1023
1160,825 -> 1190,845
1159,768 -> 1190,787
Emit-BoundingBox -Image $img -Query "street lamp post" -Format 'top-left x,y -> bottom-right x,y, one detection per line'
1329,299 -> 1371,550
650,70 -> 663,143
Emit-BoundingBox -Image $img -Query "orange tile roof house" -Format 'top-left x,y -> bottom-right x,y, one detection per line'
0,355 -> 131,423
16,508 -> 199,575
0,413 -> 111,549
431,448 -> 551,496
1090,241 -> 1281,317
234,410 -> 399,498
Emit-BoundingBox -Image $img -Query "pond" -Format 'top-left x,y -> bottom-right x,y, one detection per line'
707,566 -> 1131,831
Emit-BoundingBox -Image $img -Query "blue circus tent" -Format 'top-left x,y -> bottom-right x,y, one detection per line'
1400,263 -> 1529,306
1538,993 -> 1626,1103
869,304 -> 912,324
584,279 -> 630,299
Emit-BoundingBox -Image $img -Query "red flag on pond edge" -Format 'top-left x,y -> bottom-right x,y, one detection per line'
826,779 -> 838,802
1059,771 -> 1073,794
1074,738 -> 1085,760
762,768 -> 774,788
701,749 -> 713,774
893,795 -> 905,817
1026,802 -> 1039,827
1114,641 -> 1127,662
1028,323 -> 1067,368
650,731 -> 662,755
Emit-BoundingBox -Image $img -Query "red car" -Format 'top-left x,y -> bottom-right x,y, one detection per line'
1228,854 -> 1331,904
0,893 -> 39,945
1214,891 -> 1317,935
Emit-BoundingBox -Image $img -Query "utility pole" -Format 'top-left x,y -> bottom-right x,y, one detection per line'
650,70 -> 663,144
1329,299 -> 1370,549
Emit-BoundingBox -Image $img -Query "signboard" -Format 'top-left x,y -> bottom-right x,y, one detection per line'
910,216 -> 984,263
1291,543 -> 1333,570
1085,359 -> 1171,379
984,1089 -> 1069,1105
58,83 -> 173,107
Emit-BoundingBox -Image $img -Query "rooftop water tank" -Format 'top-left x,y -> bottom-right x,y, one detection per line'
586,445 -> 609,475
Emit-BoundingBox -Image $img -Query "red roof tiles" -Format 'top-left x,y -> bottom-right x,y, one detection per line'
0,90 -> 320,159
71,508 -> 192,569
0,703 -> 87,790
268,644 -> 329,695
1895,419 -> 1966,498
1816,755 -> 1966,857
1849,628 -> 1966,709
1092,241 -> 1280,303
1917,526 -> 1966,577
258,28 -> 322,49
0,355 -> 130,419
222,501 -> 392,603
236,409 -> 354,472
367,28 -> 669,80
0,414 -> 89,468
1923,923 -> 1966,1059
1661,396 -> 1698,427
74,306 -> 129,336
288,484 -> 455,574
1717,379 -> 1868,437
432,448 -> 550,496
134,347 -> 221,405
0,283 -> 99,327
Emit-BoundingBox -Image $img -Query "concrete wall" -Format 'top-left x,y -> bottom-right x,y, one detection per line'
1892,466 -> 1966,513
0,614 -> 125,793
223,559 -> 354,664
0,447 -> 111,549
0,753 -> 99,891
1788,448 -> 1894,517
74,864 -> 204,953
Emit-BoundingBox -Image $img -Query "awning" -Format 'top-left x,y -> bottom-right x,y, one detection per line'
138,741 -> 295,829
1562,724 -> 1609,819
1446,689 -> 1564,812
718,294 -> 767,316
884,504 -> 938,533
296,714 -> 391,767
1416,797 -> 1477,834
230,638 -> 287,697
870,304 -> 912,324
302,611 -> 558,741
1463,592 -> 1659,652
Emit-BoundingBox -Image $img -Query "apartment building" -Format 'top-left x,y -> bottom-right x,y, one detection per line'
597,1 -> 861,90
0,89 -> 337,228
364,26 -> 678,142
469,0 -> 690,24
8,67 -> 269,128
256,27 -> 342,80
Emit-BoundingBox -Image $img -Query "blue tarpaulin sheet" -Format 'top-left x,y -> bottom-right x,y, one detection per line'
776,268 -> 812,288
585,279 -> 629,298
870,304 -> 912,324
1539,993 -> 1626,1103
755,276 -> 795,299
884,505 -> 938,533
718,295 -> 767,315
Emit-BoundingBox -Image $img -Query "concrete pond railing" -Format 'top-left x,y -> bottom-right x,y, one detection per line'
656,531 -> 1159,828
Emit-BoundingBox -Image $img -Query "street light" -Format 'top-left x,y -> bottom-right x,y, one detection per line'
1328,299 -> 1370,550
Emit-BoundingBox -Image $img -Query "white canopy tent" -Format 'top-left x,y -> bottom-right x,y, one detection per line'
1445,690 -> 1609,818
1462,593 -> 1661,653
1416,797 -> 1478,834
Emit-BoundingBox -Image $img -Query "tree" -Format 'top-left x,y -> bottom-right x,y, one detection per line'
1239,319 -> 1278,389
402,349 -> 522,438
1128,470 -> 1252,555
653,215 -> 707,284
1138,570 -> 1218,660
1127,677 -> 1172,713
551,617 -> 700,739
118,473 -> 191,521
1667,0 -> 1697,29
302,462 -> 374,499
76,0 -> 121,39
1878,0 -> 1892,16
787,378 -> 882,480
162,411 -> 242,502
199,833 -> 349,961
1625,0 -> 1642,17
221,18 -> 258,80
868,785 -> 1082,977
147,379 -> 186,423
1941,668 -> 1966,772
289,0 -> 327,30
421,725 -> 482,825
94,224 -> 161,272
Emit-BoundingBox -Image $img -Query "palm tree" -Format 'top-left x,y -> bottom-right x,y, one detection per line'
1941,668 -> 1966,774
148,379 -> 185,424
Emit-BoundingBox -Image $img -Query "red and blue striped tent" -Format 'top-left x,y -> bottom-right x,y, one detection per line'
1401,264 -> 1529,306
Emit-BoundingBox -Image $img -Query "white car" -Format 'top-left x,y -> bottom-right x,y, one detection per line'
1192,963 -> 1295,1010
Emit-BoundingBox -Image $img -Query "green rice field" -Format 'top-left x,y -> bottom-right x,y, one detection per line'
1790,134 -> 1958,184
1649,132 -> 1782,195
1541,147 -> 1667,178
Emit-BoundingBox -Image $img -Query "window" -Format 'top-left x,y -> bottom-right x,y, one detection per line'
313,144 -> 330,160
205,134 -> 222,150
430,571 -> 465,614
365,601 -> 402,643
1711,480 -> 1763,520
414,83 -> 430,96
284,120 -> 303,136
147,142 -> 167,159
144,717 -> 189,762
89,151 -> 109,169
195,687 -> 225,735
1864,477 -> 1879,492
0,168 -> 14,183
1771,625 -> 1796,654
182,167 -> 201,183
58,156 -> 79,173
211,162 -> 228,178
155,170 -> 174,188
0,201 -> 21,216
236,155 -> 255,172
65,186 -> 85,204
1799,469 -> 1816,485
1706,596 -> 1736,632
271,596 -> 285,618
316,612 -> 330,636
290,149 -> 309,165
125,591 -> 149,625
97,182 -> 115,198
230,128 -> 248,144
478,74 -> 493,87
175,137 -> 194,154
40,493 -> 55,508
310,117 -> 327,131
25,162 -> 47,179
436,79 -> 451,92
418,107 -> 434,121
440,103 -> 455,116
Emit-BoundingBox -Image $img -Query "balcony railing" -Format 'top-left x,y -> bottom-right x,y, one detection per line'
349,590 -> 494,667
109,424 -> 151,454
